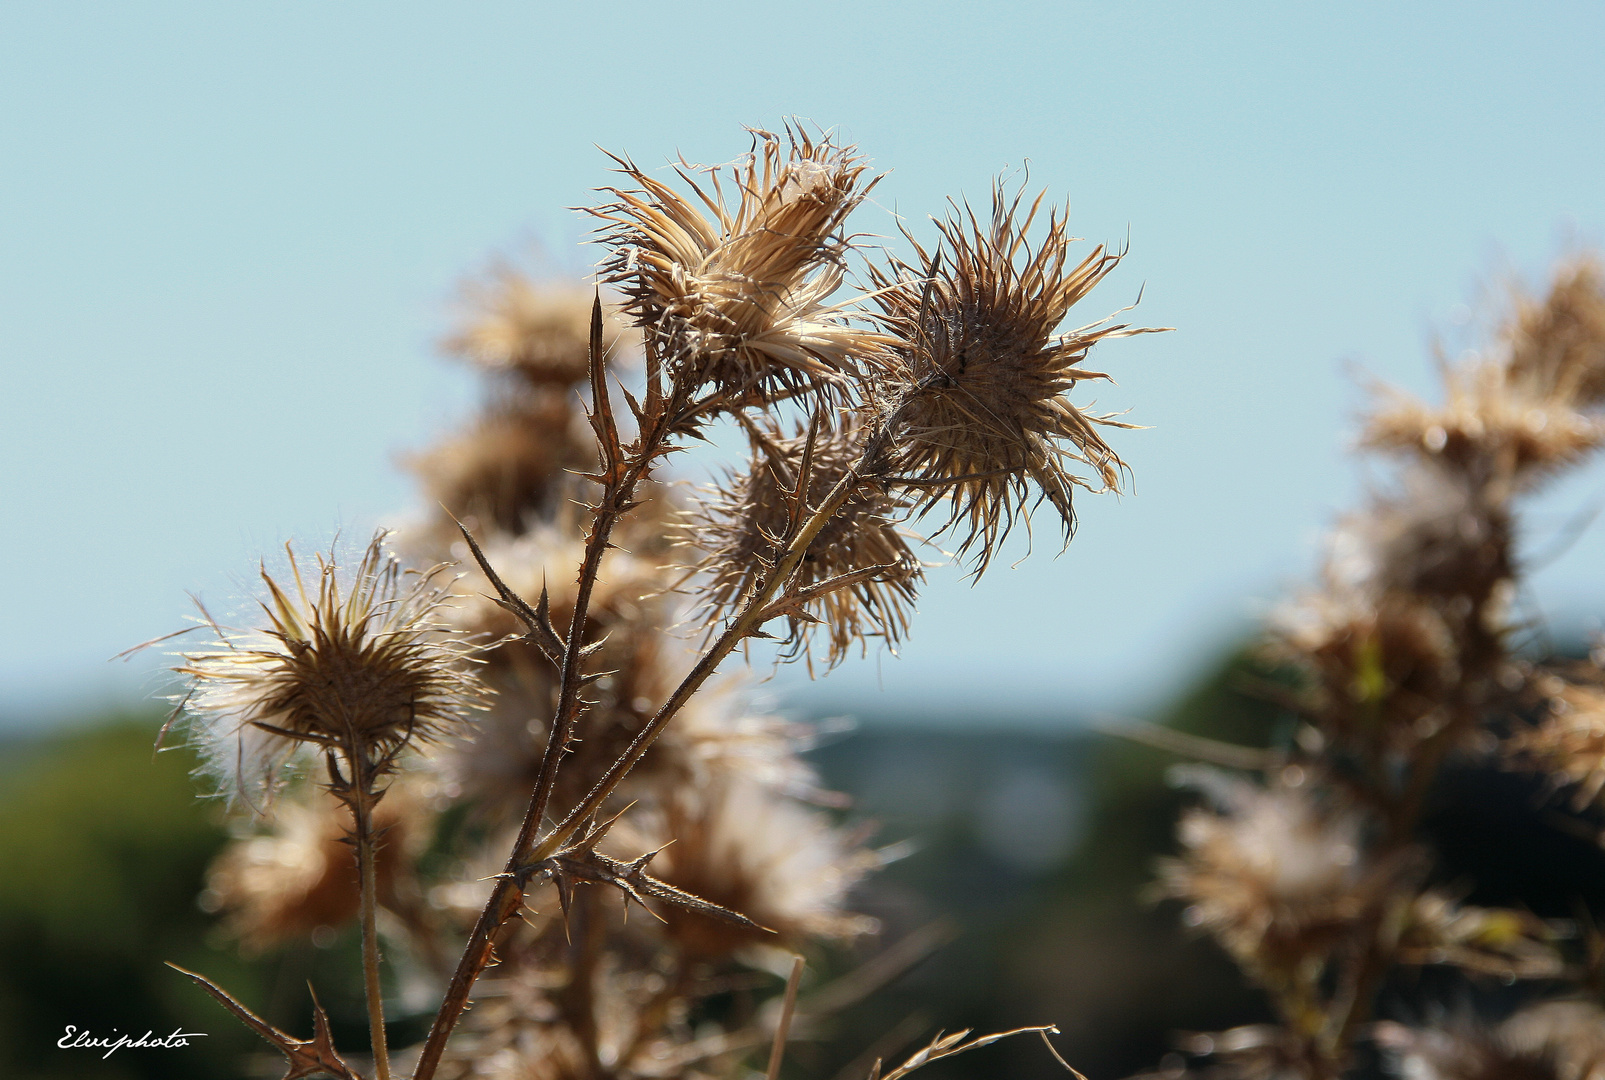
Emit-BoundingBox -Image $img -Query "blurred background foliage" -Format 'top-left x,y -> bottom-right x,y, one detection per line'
9,645 -> 1604,1078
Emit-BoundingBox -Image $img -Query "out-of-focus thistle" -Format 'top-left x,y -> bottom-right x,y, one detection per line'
1155,770 -> 1385,1000
679,415 -> 922,668
1375,1001 -> 1605,1080
868,183 -> 1162,571
1130,256 -> 1605,1080
592,126 -> 886,405
444,271 -> 634,389
157,125 -> 1148,1080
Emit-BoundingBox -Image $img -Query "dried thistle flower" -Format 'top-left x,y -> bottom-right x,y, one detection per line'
1374,1021 -> 1557,1080
1157,769 -> 1389,983
406,393 -> 596,537
641,774 -> 879,958
204,785 -> 424,952
176,531 -> 484,806
1508,670 -> 1605,809
1506,258 -> 1605,408
868,182 -> 1159,572
444,270 -> 633,388
1376,1003 -> 1605,1080
592,126 -> 886,402
1501,1002 -> 1605,1080
678,416 -> 922,668
1365,258 -> 1605,485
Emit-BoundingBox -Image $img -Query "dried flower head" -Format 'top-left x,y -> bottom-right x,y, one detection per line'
1377,1003 -> 1605,1080
1374,1021 -> 1558,1080
406,393 -> 596,537
1501,1002 -> 1605,1080
592,126 -> 887,402
1157,769 -> 1387,981
444,270 -> 633,387
204,785 -> 423,952
176,531 -> 483,806
678,416 -> 922,668
1507,258 -> 1605,408
869,182 -> 1158,571
641,774 -> 878,958
1366,259 -> 1605,485
1508,670 -> 1605,809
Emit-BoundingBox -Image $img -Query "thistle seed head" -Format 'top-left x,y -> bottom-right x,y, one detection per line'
1377,1004 -> 1605,1080
1157,769 -> 1387,980
176,531 -> 484,806
444,270 -> 634,388
203,784 -> 425,952
1508,669 -> 1605,809
868,182 -> 1156,572
406,392 -> 597,538
592,125 -> 888,403
1365,258 -> 1605,485
641,775 -> 878,958
677,416 -> 922,668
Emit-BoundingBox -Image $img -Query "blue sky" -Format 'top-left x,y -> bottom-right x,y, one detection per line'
4,2 -> 1604,728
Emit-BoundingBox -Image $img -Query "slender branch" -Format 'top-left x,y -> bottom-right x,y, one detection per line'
417,318 -> 923,1079
532,398 -> 911,857
349,753 -> 392,1080
765,956 -> 805,1080
412,304 -> 697,1080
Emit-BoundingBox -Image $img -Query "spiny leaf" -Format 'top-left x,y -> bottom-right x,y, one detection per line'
166,963 -> 361,1080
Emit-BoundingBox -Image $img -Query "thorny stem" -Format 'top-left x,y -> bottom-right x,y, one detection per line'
413,316 -> 700,1080
349,752 -> 392,1080
1313,572 -> 1509,1074
538,395 -> 911,851
413,374 -> 920,1079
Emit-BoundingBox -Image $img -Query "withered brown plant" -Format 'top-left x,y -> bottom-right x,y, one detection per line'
868,183 -> 1164,570
159,124 -> 1151,1080
1130,255 -> 1605,1080
176,531 -> 483,1079
592,126 -> 887,405
679,414 -> 922,668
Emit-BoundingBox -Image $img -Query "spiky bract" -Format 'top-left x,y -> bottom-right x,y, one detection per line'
1156,770 -> 1388,985
678,417 -> 922,668
869,183 -> 1156,572
1365,258 -> 1605,485
177,532 -> 483,805
592,126 -> 888,402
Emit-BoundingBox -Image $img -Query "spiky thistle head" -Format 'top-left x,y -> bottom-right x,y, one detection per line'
443,270 -> 633,388
405,393 -> 596,538
175,531 -> 484,807
591,125 -> 889,403
1365,257 -> 1605,486
1156,768 -> 1390,983
868,181 -> 1159,573
677,415 -> 923,669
